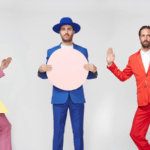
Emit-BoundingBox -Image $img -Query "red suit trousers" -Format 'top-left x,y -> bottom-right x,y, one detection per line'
130,103 -> 150,150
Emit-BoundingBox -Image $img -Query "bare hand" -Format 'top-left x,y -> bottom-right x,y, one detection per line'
107,48 -> 115,65
84,64 -> 97,73
39,64 -> 52,72
0,57 -> 12,70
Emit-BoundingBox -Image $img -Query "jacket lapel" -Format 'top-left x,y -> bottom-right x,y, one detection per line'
73,43 -> 76,49
147,51 -> 150,72
148,63 -> 150,72
58,43 -> 61,49
137,49 -> 146,74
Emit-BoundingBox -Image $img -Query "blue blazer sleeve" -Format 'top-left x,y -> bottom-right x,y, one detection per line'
84,49 -> 98,79
38,45 -> 98,79
38,50 -> 51,79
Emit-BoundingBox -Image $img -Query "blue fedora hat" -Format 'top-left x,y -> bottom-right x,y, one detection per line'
53,17 -> 81,34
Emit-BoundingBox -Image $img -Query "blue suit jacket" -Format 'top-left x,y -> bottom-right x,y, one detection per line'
38,43 -> 97,104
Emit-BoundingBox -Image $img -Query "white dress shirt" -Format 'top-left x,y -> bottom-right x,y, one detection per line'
140,49 -> 150,73
61,44 -> 73,49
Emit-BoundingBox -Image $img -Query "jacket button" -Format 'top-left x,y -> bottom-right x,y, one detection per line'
144,85 -> 147,87
146,75 -> 148,77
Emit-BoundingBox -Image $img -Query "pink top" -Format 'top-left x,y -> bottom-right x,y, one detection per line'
0,68 -> 5,78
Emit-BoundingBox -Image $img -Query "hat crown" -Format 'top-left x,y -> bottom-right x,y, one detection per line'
60,17 -> 73,24
53,17 -> 80,34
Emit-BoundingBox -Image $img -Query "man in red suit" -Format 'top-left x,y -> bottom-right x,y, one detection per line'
107,26 -> 150,150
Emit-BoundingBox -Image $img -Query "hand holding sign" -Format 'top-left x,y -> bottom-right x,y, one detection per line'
39,64 -> 52,72
84,64 -> 97,73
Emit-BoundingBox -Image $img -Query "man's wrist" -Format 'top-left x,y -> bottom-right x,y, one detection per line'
92,70 -> 97,73
92,66 -> 97,73
38,70 -> 42,76
107,63 -> 112,67
0,66 -> 3,70
38,67 -> 43,73
93,71 -> 97,77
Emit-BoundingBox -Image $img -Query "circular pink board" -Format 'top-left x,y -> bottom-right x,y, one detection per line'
46,48 -> 88,91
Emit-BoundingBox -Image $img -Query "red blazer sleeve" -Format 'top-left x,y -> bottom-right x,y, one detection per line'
107,59 -> 133,82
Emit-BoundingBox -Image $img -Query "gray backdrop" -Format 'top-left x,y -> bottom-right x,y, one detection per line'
0,0 -> 150,149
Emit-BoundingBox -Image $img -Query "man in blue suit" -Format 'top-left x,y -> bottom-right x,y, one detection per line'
38,17 -> 97,150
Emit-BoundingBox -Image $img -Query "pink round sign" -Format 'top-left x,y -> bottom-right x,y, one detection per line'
46,48 -> 88,91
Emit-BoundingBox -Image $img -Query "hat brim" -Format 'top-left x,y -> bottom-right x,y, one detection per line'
53,22 -> 81,34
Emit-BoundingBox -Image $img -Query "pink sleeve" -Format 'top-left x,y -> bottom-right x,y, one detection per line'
0,68 -> 5,78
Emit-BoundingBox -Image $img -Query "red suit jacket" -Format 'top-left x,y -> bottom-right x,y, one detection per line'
107,49 -> 150,106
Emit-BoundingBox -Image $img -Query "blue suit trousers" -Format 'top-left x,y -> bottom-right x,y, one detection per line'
53,96 -> 84,150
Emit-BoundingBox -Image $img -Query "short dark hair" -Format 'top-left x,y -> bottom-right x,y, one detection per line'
139,26 -> 150,36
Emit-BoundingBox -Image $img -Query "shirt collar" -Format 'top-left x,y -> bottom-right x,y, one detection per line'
59,43 -> 74,48
141,49 -> 150,56
61,44 -> 73,48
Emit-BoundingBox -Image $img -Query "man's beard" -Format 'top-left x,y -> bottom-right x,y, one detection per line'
62,38 -> 72,42
61,34 -> 73,43
141,41 -> 150,48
